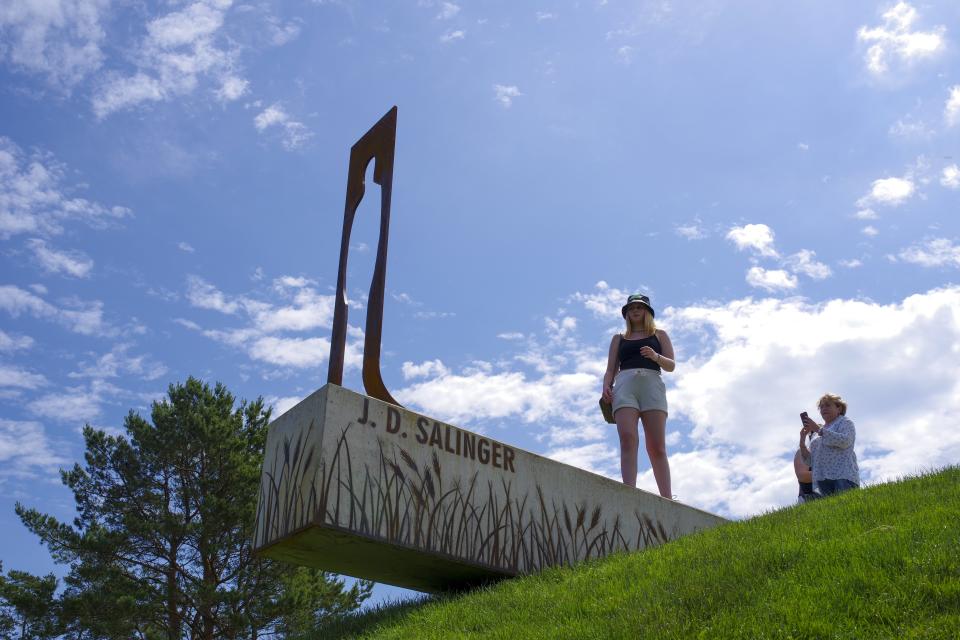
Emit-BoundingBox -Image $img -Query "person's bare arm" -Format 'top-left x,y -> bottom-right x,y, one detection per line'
641,329 -> 676,372
799,428 -> 811,464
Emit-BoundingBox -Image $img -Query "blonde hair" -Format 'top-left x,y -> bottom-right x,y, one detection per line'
623,309 -> 656,336
817,393 -> 847,415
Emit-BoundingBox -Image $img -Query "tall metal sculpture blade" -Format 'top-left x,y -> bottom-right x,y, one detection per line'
327,106 -> 402,407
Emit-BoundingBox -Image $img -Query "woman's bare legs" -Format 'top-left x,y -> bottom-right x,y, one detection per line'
640,410 -> 672,498
615,407 -> 641,486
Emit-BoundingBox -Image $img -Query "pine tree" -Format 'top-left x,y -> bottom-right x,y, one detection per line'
15,377 -> 370,639
0,562 -> 61,640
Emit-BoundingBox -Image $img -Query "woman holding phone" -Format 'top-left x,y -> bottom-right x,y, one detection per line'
601,294 -> 675,498
798,393 -> 860,497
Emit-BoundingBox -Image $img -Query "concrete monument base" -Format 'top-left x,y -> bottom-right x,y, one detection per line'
253,384 -> 725,592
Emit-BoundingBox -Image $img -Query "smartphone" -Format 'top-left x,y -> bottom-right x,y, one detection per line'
800,411 -> 809,425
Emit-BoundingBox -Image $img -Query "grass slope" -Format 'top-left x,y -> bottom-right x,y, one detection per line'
321,467 -> 960,639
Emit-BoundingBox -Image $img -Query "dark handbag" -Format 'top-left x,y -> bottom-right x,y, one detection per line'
599,398 -> 615,424
599,334 -> 620,424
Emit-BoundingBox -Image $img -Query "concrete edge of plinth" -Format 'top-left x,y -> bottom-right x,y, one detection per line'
255,520 -> 515,593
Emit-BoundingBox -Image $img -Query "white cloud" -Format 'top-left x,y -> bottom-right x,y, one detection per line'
547,443 -> 618,476
536,12 -> 557,22
838,259 -> 863,269
675,222 -> 706,240
267,18 -> 301,47
413,310 -> 454,319
941,164 -> 960,189
0,330 -> 33,352
857,2 -> 945,76
616,45 -> 634,64
390,291 -> 610,449
436,2 -> 460,19
178,241 -> 196,253
186,275 -> 240,314
274,275 -> 314,289
570,280 -> 634,319
148,1 -> 226,47
253,103 -> 313,150
92,73 -> 165,118
0,285 -> 111,336
267,395 -> 303,416
248,335 -> 330,367
27,239 -> 94,278
174,318 -> 201,331
862,225 -> 879,237
392,292 -> 418,305
397,368 -> 598,433
197,326 -> 259,348
0,419 -> 66,478
250,287 -> 334,332
889,117 -> 933,139
726,223 -> 778,258
0,364 -> 47,389
745,267 -> 797,292
0,137 -> 131,239
254,104 -> 287,129
797,142 -> 809,151
784,249 -> 832,280
69,343 -> 167,381
186,275 -> 331,329
28,388 -> 101,423
944,86 -> 960,127
493,84 -> 522,108
60,300 -> 109,336
0,0 -> 109,89
0,285 -> 54,317
402,359 -> 450,380
216,75 -> 249,102
854,208 -> 878,220
897,238 -> 960,268
857,176 -> 915,208
440,29 -> 465,43
91,0 -> 244,118
180,274 -> 356,370
545,315 -> 577,339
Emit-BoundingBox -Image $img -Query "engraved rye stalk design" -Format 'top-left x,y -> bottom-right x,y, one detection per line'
255,421 -> 673,575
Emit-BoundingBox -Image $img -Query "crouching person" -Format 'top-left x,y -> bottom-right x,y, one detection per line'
799,392 -> 860,498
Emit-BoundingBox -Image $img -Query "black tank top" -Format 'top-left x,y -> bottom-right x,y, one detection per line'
618,334 -> 662,372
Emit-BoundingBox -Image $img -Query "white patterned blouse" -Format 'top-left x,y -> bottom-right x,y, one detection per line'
801,415 -> 860,486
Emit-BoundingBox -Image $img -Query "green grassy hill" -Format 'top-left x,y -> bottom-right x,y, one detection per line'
321,467 -> 960,639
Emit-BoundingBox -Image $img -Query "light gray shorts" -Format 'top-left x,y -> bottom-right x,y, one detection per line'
612,368 -> 668,416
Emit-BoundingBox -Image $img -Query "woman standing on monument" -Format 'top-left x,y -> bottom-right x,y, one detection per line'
601,294 -> 675,498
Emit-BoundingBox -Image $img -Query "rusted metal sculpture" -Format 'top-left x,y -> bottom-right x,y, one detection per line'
327,106 -> 402,407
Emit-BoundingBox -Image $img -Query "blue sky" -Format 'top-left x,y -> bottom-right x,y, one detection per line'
2,0 -> 960,606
